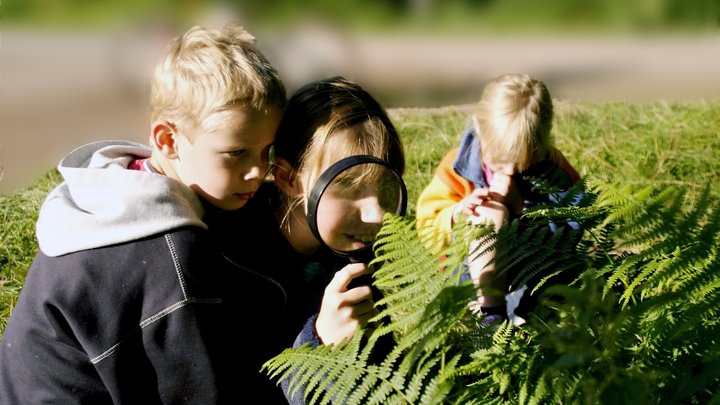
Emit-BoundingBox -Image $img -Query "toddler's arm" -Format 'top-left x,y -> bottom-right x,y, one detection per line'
466,200 -> 510,308
487,172 -> 524,216
416,175 -> 466,247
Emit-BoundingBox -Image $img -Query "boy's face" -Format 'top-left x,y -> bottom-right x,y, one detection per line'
174,104 -> 282,211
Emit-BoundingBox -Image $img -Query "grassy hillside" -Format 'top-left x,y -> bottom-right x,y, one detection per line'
1,100 -> 719,333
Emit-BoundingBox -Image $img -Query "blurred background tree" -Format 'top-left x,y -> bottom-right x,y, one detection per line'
3,0 -> 719,33
2,0 -> 718,196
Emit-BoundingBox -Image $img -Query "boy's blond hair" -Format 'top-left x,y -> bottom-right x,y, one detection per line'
472,73 -> 556,172
150,22 -> 286,138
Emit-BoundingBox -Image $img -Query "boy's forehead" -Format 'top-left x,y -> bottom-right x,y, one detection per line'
196,106 -> 279,145
207,104 -> 280,128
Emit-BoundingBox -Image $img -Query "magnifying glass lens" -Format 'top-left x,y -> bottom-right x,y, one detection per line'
314,162 -> 405,259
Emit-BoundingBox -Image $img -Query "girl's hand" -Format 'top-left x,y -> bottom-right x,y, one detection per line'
315,263 -> 377,345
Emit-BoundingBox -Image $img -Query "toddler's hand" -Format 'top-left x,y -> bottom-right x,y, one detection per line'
316,263 -> 377,345
453,187 -> 491,224
488,173 -> 523,215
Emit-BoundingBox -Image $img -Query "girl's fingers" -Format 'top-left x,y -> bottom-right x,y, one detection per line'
343,285 -> 374,304
317,269 -> 378,344
327,263 -> 372,292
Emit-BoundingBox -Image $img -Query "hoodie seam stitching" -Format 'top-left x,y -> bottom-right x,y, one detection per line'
89,234 -> 218,365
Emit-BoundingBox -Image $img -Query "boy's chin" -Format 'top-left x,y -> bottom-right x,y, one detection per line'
207,197 -> 250,212
223,199 -> 249,211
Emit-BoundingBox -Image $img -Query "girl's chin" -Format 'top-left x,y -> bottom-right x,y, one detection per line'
324,240 -> 367,253
346,240 -> 371,252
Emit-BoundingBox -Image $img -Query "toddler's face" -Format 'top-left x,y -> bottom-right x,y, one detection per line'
174,104 -> 282,211
479,138 -> 519,176
485,160 -> 517,177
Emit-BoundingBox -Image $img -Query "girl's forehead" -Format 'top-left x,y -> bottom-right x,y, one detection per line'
317,128 -> 360,168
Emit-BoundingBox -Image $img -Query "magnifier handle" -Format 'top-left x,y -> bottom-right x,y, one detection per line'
347,272 -> 374,290
348,275 -> 384,309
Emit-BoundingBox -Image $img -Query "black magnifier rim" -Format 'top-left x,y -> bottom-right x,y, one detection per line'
306,155 -> 407,258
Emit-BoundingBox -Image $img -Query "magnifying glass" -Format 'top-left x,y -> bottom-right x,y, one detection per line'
306,155 -> 407,267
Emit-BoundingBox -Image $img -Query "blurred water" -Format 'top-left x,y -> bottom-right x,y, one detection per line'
1,21 -> 719,195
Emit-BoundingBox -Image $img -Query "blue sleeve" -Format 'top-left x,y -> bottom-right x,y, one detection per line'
293,314 -> 322,349
547,188 -> 585,233
281,314 -> 321,405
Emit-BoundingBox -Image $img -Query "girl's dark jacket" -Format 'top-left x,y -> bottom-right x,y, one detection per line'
0,141 -> 320,404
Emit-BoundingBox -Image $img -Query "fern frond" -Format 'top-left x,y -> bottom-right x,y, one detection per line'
263,180 -> 720,404
611,186 -> 682,249
604,183 -> 720,305
372,214 -> 472,335
497,225 -> 586,293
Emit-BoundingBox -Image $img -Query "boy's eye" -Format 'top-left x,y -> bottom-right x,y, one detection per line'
227,149 -> 247,157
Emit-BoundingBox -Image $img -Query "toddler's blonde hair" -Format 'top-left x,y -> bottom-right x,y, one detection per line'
150,22 -> 286,138
472,73 -> 556,171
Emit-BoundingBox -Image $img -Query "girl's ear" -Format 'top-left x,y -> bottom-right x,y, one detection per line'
274,157 -> 303,197
150,120 -> 179,159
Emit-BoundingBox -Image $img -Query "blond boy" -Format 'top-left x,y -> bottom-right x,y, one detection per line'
0,23 -> 286,403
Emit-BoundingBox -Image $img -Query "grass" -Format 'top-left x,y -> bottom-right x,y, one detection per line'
392,100 -> 720,217
552,100 -> 720,201
1,100 -> 719,334
0,171 -> 62,329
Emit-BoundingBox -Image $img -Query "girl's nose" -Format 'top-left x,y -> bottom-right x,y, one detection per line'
360,197 -> 385,224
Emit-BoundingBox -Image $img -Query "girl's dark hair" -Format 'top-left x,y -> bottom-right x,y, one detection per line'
274,76 -> 405,176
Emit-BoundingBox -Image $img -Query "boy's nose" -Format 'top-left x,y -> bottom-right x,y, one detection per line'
245,163 -> 264,180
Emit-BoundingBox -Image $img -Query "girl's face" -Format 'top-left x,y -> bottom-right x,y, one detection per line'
312,163 -> 403,254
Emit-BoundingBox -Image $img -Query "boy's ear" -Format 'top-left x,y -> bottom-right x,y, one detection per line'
274,157 -> 303,196
150,120 -> 179,159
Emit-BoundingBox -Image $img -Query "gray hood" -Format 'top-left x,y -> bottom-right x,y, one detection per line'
36,140 -> 206,257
